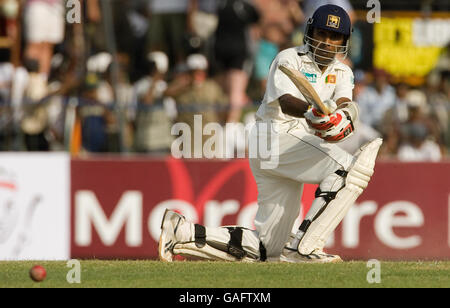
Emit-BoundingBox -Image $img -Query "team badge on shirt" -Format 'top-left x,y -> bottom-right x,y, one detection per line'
327,15 -> 340,29
325,74 -> 336,84
302,71 -> 317,83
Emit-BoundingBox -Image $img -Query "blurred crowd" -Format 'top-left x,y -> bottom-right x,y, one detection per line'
0,0 -> 448,161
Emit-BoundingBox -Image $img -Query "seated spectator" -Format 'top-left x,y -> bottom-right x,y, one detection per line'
397,122 -> 442,162
424,71 -> 450,152
357,69 -> 396,131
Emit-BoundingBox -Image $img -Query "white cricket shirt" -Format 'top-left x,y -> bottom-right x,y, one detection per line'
256,45 -> 355,126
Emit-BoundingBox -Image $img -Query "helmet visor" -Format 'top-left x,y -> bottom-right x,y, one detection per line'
305,34 -> 349,66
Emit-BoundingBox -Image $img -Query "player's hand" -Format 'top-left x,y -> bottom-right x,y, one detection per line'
304,107 -> 339,131
305,109 -> 355,142
323,99 -> 337,114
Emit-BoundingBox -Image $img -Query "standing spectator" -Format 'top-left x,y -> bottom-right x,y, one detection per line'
253,23 -> 287,95
147,0 -> 189,69
187,0 -> 219,61
24,0 -> 65,101
171,54 -> 228,151
253,0 -> 304,43
213,0 -> 260,123
133,51 -> 175,154
357,69 -> 396,131
78,73 -> 111,153
20,59 -> 51,151
0,61 -> 14,150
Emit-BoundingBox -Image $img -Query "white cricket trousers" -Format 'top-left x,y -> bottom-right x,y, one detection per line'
248,120 -> 355,258
190,120 -> 355,260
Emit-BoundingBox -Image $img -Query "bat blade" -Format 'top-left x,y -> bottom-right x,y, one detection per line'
278,65 -> 331,115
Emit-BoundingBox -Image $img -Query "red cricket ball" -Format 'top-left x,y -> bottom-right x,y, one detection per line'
29,265 -> 47,282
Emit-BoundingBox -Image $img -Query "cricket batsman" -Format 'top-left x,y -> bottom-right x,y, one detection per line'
159,4 -> 382,263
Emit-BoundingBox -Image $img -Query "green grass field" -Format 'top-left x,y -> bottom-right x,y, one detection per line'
1,260 -> 449,288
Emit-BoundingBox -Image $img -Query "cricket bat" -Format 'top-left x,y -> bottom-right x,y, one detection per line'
278,65 -> 331,115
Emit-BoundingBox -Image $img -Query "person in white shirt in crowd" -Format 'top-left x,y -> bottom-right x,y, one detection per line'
133,51 -> 176,153
24,0 -> 65,101
357,68 -> 396,131
397,122 -> 442,162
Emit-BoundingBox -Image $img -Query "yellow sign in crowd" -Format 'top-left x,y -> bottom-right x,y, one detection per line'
374,17 -> 449,79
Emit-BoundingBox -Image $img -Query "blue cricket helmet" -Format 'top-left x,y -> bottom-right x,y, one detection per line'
303,4 -> 353,65
307,4 -> 352,39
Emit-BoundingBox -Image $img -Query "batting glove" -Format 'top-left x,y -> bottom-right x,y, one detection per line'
323,99 -> 337,114
314,110 -> 355,142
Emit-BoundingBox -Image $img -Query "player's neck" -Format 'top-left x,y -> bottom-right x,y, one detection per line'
318,64 -> 328,73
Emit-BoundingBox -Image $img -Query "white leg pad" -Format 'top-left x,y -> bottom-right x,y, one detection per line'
173,242 -> 257,262
298,138 -> 383,255
172,223 -> 261,261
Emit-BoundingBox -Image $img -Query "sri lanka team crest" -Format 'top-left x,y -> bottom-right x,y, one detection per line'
327,15 -> 340,28
325,74 -> 336,84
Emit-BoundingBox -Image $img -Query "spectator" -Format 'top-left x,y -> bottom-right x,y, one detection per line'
397,122 -> 442,162
253,23 -> 287,94
170,53 -> 228,151
146,0 -> 189,69
186,0 -> 219,60
335,70 -> 383,155
357,69 -> 396,131
0,63 -> 14,150
133,51 -> 175,154
377,82 -> 411,158
425,71 -> 450,152
254,0 -> 304,43
78,73 -> 113,153
353,69 -> 367,101
24,0 -> 65,101
213,0 -> 260,123
20,59 -> 50,151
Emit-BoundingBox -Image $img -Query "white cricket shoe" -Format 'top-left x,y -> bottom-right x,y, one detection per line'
279,247 -> 343,263
158,209 -> 186,262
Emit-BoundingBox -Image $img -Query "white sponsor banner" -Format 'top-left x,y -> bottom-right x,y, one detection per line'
0,153 -> 70,260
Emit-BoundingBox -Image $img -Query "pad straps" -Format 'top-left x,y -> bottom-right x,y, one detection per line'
259,242 -> 267,262
226,227 -> 247,260
194,224 -> 206,248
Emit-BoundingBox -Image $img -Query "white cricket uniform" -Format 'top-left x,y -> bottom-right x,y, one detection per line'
174,45 -> 358,261
249,45 -> 356,257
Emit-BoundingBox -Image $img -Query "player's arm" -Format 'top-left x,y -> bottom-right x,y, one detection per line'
278,94 -> 310,118
336,97 -> 351,105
